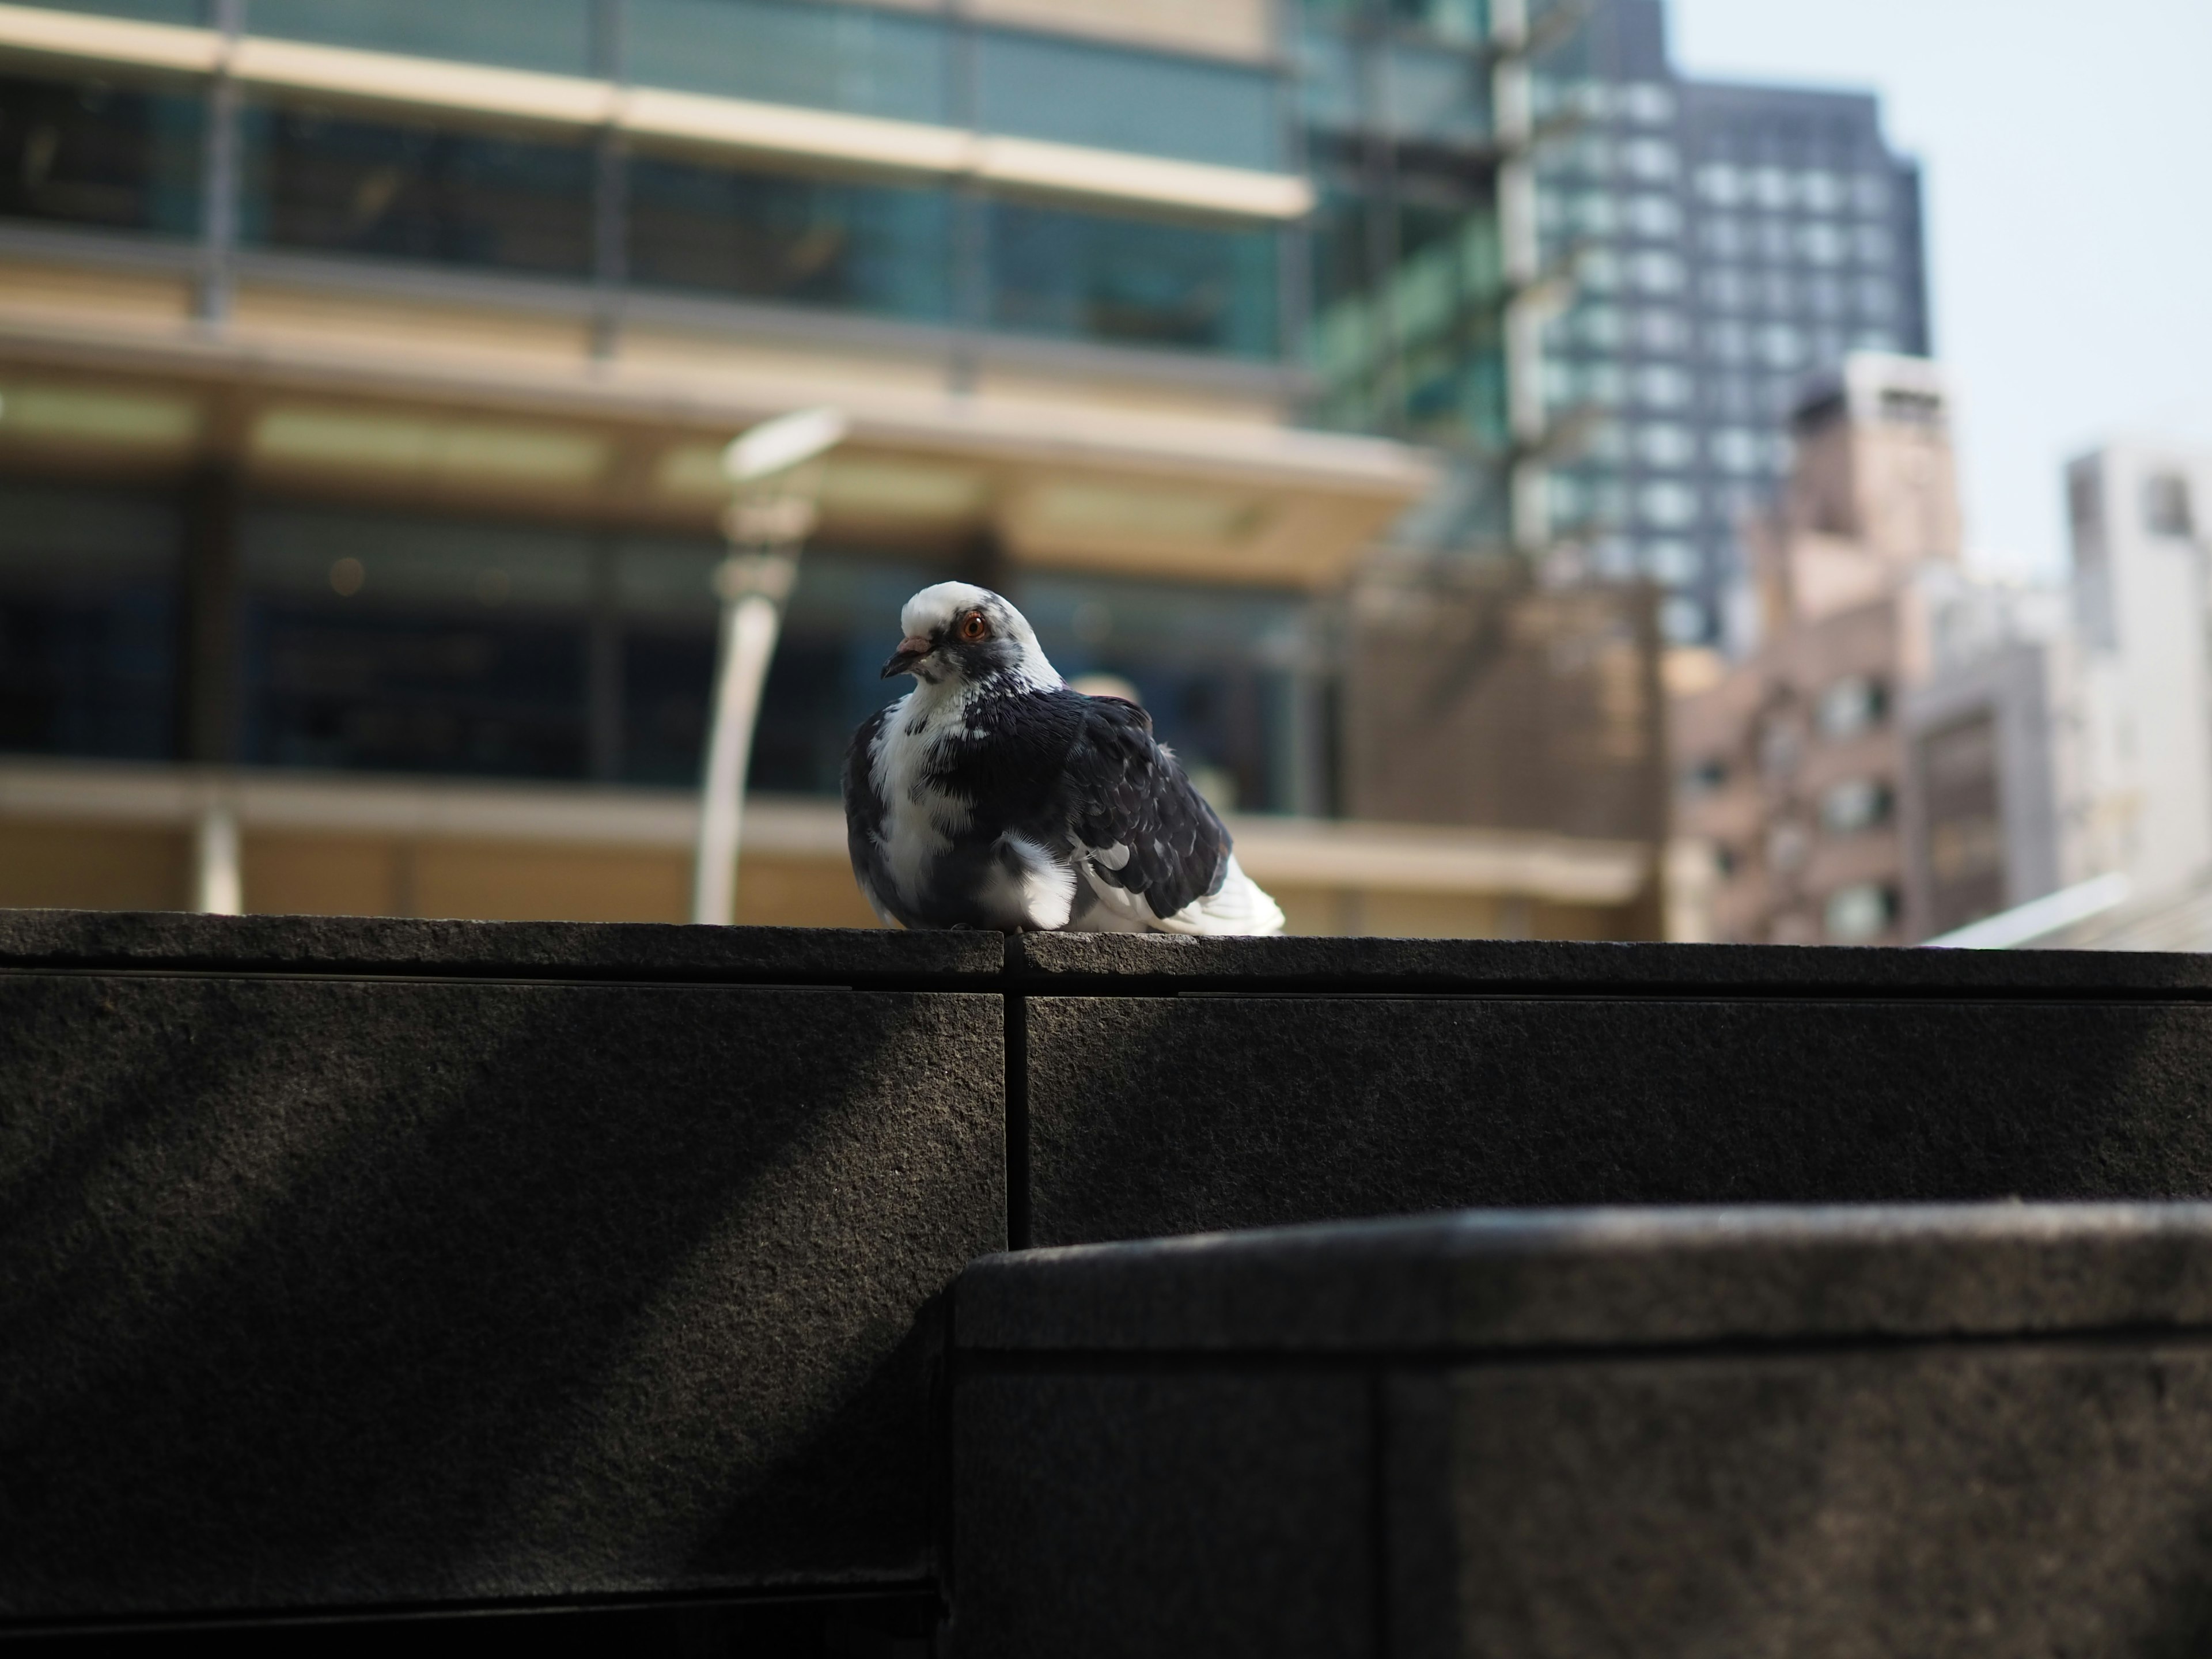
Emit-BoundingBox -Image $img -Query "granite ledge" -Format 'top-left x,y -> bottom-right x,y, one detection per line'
1010,931 -> 2212,997
0,910 -> 1005,983
957,1203 -> 2212,1355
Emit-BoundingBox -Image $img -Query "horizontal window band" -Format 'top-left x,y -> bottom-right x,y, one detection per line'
0,2 -> 1313,221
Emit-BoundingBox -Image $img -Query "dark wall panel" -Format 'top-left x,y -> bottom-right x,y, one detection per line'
0,974 -> 1002,1621
1026,994 -> 2212,1246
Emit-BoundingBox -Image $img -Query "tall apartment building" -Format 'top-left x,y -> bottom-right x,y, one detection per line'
1672,354 -> 1956,945
0,0 -> 1676,938
1534,0 -> 1929,645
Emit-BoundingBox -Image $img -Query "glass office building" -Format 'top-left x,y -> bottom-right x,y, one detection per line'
1532,0 -> 1929,644
3,0 -> 1683,934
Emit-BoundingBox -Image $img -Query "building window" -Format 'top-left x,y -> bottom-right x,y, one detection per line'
986,202 -> 1279,358
1625,194 -> 1681,238
1634,363 -> 1692,408
1824,882 -> 1896,942
1694,163 -> 1743,206
627,157 -> 952,321
1800,171 -> 1846,212
0,71 -> 202,238
1644,538 -> 1699,583
1638,483 -> 1698,528
2144,474 -> 2196,540
1820,777 -> 1893,834
1635,423 -> 1696,467
237,505 -> 596,779
1619,138 -> 1679,181
1628,249 -> 1685,294
1682,756 -> 1729,796
978,28 -> 1284,171
241,105 -> 594,278
1660,594 -> 1707,643
1854,224 -> 1896,265
626,0 -> 950,124
0,479 -> 178,762
1817,674 -> 1888,737
251,0 -> 596,79
1797,222 -> 1847,266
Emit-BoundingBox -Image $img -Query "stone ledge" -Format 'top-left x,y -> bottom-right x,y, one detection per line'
1013,929 -> 2212,995
960,1202 -> 2212,1353
0,910 -> 1003,983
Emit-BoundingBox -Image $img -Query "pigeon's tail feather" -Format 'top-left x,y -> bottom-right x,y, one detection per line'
1153,853 -> 1285,937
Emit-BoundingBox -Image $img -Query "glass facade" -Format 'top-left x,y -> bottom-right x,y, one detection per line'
627,156 -> 952,321
976,31 -> 1281,172
0,71 -> 203,238
0,481 -> 179,762
24,0 -> 205,21
988,202 -> 1278,358
626,0 -> 949,126
1298,1 -> 1510,549
239,104 -> 596,277
249,0 -> 597,78
238,505 -> 597,778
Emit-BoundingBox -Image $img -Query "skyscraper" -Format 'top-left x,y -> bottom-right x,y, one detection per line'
1535,0 -> 1929,645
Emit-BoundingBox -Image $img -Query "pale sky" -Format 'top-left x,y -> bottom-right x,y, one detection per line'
1668,0 -> 2212,580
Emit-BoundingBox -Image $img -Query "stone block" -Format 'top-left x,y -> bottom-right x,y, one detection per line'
0,916 -> 1004,1624
952,1204 -> 2212,1658
1024,993 -> 2212,1246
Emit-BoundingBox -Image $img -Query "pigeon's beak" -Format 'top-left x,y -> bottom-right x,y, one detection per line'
881,634 -> 934,679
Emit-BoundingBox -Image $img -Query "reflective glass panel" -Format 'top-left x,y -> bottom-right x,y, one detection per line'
988,202 -> 1278,358
239,105 -> 594,277
1018,573 -> 1318,815
627,156 -> 952,320
976,31 -> 1281,172
238,505 -> 593,778
0,480 -> 177,761
627,0 -> 949,126
0,72 -> 202,236
248,0 -> 594,77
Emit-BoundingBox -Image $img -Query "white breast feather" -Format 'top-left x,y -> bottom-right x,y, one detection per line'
869,686 -> 974,914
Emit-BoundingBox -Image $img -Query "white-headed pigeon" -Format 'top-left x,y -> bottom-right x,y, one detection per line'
843,582 -> 1286,935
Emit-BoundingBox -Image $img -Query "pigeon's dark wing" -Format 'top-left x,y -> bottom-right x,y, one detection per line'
1058,695 -> 1230,923
842,705 -> 900,925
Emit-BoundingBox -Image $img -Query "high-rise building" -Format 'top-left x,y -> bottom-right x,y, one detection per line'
2066,440 -> 2212,903
0,0 -> 1677,939
1534,0 -> 1930,645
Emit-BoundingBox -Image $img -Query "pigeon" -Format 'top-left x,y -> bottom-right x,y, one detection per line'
843,582 -> 1286,935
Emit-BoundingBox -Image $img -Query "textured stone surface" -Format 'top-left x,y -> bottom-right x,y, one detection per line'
959,1203 -> 2212,1353
0,972 -> 1003,1620
950,1372 -> 1373,1659
0,909 -> 1002,982
950,1205 -> 2212,1658
1410,1344 -> 2212,1657
1026,995 -> 2212,1245
1014,929 -> 2212,993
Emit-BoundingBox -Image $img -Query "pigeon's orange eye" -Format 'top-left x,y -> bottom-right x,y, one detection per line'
959,611 -> 988,642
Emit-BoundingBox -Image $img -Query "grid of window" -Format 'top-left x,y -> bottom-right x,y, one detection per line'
1298,3 -> 1509,545
0,63 -> 1284,360
1529,0 -> 1929,645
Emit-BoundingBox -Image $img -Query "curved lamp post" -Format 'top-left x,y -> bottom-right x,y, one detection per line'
691,406 -> 848,927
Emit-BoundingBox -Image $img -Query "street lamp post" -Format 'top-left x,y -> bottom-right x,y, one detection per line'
691,407 -> 848,927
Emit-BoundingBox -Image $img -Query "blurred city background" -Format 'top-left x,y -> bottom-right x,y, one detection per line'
0,0 -> 2200,946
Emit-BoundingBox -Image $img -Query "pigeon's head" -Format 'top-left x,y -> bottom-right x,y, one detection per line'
881,582 -> 1059,692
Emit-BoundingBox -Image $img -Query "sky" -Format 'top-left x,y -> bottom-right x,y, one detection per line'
1667,0 -> 2212,580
